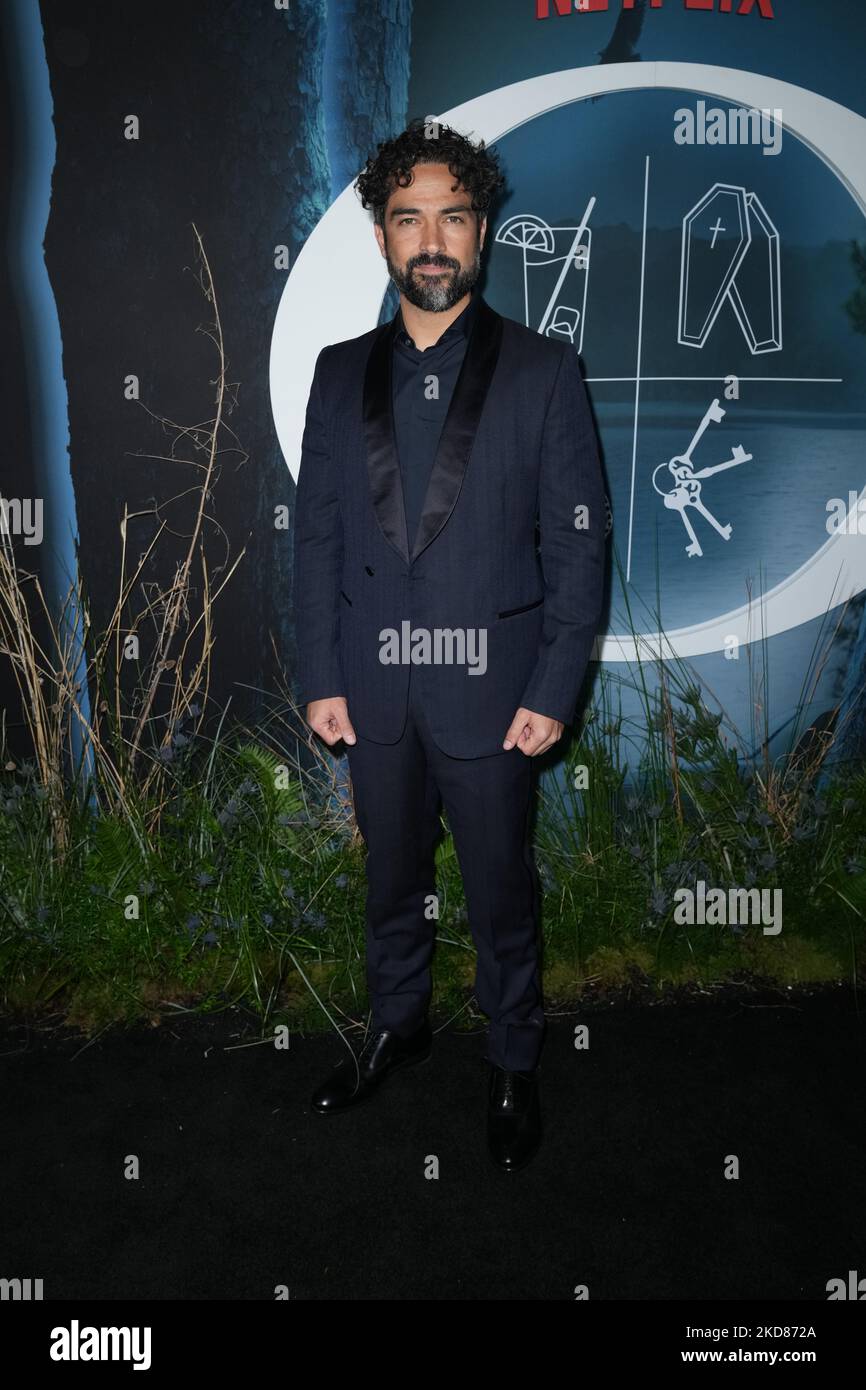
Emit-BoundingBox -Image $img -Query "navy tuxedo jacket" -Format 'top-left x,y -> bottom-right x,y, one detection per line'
292,293 -> 606,759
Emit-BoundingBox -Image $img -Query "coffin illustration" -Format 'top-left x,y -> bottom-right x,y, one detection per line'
679,183 -> 782,353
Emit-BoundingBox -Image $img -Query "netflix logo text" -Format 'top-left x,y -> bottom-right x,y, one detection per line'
536,0 -> 776,20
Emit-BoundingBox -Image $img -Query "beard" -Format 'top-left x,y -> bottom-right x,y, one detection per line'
384,237 -> 482,312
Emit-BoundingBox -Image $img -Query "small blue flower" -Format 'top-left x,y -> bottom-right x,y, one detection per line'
334,874 -> 349,889
195,871 -> 214,887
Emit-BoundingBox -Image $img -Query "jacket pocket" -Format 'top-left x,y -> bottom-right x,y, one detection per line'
340,590 -> 353,607
497,596 -> 543,619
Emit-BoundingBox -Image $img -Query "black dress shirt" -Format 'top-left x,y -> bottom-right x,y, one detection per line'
391,289 -> 480,553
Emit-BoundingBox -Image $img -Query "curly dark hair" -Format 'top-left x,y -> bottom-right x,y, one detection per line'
355,117 -> 507,229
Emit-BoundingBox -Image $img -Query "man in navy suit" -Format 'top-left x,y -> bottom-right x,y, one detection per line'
292,119 -> 606,1170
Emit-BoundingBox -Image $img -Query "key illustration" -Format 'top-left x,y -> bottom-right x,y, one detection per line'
652,399 -> 752,558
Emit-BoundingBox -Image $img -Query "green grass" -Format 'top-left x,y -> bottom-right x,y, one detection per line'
1,690 -> 864,1039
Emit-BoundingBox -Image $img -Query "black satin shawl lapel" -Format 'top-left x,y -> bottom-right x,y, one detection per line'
363,313 -> 409,565
362,295 -> 503,568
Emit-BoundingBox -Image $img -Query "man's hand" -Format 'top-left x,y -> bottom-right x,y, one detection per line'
305,696 -> 357,747
502,707 -> 564,756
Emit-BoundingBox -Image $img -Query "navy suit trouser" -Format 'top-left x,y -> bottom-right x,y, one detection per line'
345,667 -> 547,1071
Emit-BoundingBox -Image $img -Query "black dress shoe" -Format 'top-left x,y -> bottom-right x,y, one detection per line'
487,1062 -> 542,1171
311,1020 -> 432,1113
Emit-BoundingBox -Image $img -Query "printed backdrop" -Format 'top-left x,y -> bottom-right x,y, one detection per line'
3,0 -> 866,772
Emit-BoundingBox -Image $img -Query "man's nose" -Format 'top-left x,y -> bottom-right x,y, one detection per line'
418,228 -> 446,255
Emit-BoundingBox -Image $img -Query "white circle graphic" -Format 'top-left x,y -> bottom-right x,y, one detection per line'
269,63 -> 866,662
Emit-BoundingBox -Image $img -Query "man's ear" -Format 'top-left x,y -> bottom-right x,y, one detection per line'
373,222 -> 386,259
478,214 -> 487,252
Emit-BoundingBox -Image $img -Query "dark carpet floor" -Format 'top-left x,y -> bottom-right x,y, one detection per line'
2,985 -> 865,1300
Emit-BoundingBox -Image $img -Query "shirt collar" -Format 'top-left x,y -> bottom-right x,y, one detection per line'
394,289 -> 479,351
